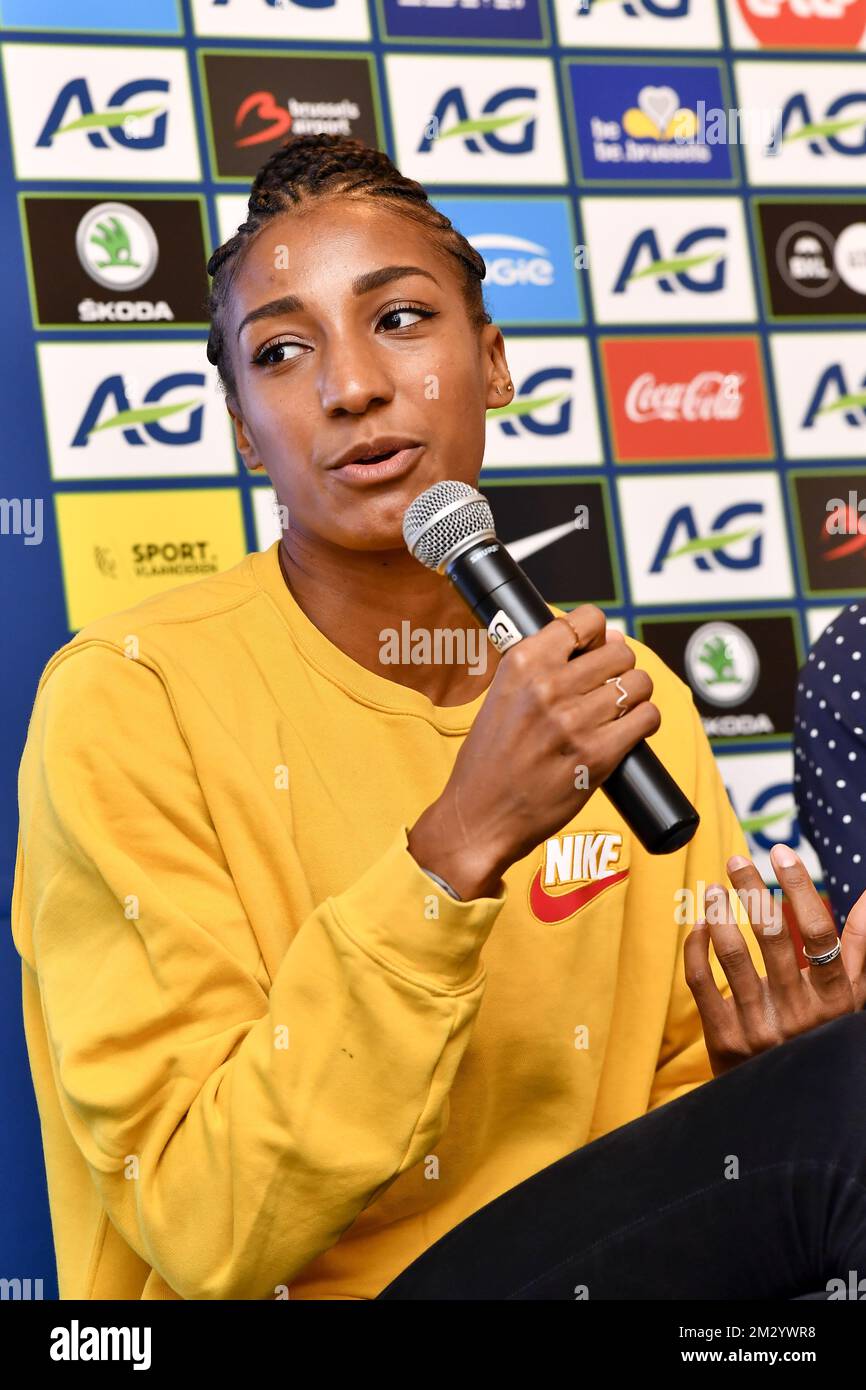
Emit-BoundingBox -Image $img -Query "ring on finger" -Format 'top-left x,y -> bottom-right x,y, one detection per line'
605,673 -> 628,718
803,938 -> 842,967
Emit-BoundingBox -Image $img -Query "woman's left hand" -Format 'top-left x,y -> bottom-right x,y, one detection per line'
684,844 -> 866,1078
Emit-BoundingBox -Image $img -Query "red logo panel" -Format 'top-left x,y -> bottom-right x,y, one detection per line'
736,0 -> 866,49
601,335 -> 774,463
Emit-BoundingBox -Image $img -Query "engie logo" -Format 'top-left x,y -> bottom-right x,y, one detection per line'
382,0 -> 544,42
737,60 -> 866,184
432,197 -> 582,324
720,749 -> 823,885
727,0 -> 866,50
601,336 -> 773,461
528,832 -> 628,924
484,337 -> 603,467
386,54 -> 567,184
555,0 -> 722,48
618,471 -> 794,603
35,343 -> 236,482
771,331 -> 866,459
583,195 -> 756,323
190,0 -> 371,41
0,43 -> 200,181
565,60 -> 734,183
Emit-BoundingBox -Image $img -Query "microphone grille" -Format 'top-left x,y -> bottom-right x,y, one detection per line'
403,480 -> 495,571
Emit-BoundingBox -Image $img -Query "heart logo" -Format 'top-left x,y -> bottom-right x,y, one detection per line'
637,85 -> 680,137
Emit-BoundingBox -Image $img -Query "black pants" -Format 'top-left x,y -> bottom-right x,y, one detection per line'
376,1010 -> 866,1300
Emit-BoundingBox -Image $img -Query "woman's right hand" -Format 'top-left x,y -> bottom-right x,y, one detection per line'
407,605 -> 661,900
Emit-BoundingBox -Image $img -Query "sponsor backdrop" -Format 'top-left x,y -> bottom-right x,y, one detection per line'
1,0 -> 865,1292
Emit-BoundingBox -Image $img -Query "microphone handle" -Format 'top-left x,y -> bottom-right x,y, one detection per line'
446,543 -> 700,855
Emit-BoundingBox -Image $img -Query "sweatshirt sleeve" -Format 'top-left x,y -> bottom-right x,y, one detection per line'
647,692 -> 767,1112
13,642 -> 507,1300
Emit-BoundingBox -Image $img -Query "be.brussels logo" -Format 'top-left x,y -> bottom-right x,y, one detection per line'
720,749 -> 823,885
19,195 -> 210,329
432,197 -> 582,325
0,43 -> 200,181
479,477 -> 620,605
618,471 -> 793,604
583,196 -> 756,325
564,60 -> 735,185
35,343 -> 236,482
771,331 -> 866,460
600,336 -> 773,463
754,199 -> 866,321
380,0 -> 546,43
790,468 -> 866,596
636,613 -> 802,744
199,50 -> 381,180
53,489 -> 247,631
190,0 -> 371,40
554,0 -> 721,48
0,0 -> 181,31
725,0 -> 866,50
386,54 -> 567,185
483,337 -> 602,468
736,61 -> 866,185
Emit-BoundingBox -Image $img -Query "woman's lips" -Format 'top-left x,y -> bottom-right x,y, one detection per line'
329,445 -> 424,484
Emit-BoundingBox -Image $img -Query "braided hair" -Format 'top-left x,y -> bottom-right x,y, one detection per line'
205,133 -> 493,403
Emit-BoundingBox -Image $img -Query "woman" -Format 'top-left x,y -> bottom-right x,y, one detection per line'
12,134 -> 866,1302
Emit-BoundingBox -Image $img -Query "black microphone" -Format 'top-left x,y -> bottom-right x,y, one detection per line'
403,480 -> 699,855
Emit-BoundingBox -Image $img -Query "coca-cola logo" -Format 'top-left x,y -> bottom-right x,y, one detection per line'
736,0 -> 866,48
625,371 -> 745,424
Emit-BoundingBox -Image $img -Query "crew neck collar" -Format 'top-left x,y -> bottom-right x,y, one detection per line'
247,539 -> 493,734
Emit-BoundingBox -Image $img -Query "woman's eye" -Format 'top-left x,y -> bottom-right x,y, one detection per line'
378,306 -> 434,331
253,340 -> 304,367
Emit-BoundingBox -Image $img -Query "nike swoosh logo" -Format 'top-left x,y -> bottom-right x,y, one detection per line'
528,866 -> 630,924
505,518 -> 581,565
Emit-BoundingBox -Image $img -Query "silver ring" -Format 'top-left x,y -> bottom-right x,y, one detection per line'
605,674 -> 628,718
803,939 -> 842,967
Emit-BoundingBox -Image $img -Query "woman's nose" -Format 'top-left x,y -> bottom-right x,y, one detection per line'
318,342 -> 395,416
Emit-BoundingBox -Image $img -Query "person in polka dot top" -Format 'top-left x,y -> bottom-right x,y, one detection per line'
794,602 -> 866,931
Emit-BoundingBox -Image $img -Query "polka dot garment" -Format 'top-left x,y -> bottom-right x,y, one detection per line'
793,602 -> 866,931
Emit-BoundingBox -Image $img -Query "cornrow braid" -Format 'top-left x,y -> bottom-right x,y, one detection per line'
205,133 -> 492,403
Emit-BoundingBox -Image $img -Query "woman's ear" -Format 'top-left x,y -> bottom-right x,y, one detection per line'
226,399 -> 266,473
482,324 -> 513,411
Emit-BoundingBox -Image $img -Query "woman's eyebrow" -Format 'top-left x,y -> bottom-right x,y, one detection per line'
235,265 -> 440,343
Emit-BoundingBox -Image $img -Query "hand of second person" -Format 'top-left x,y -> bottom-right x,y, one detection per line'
684,846 -> 866,1078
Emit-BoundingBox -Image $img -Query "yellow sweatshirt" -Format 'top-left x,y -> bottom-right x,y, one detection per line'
11,538 -> 765,1301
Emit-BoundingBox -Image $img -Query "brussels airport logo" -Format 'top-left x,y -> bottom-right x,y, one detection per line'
792,471 -> 866,593
566,62 -> 733,181
620,473 -> 793,604
0,44 -> 200,181
233,93 -> 360,146
735,0 -> 866,49
387,55 -> 566,182
528,832 -> 628,925
433,197 -> 582,323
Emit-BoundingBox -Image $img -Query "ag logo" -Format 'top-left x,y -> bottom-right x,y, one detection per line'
75,202 -> 158,290
651,503 -> 762,572
420,86 -> 538,154
684,621 -> 760,706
